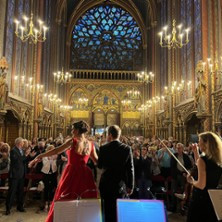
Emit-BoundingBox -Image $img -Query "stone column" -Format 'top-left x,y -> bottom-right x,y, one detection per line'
0,0 -> 7,57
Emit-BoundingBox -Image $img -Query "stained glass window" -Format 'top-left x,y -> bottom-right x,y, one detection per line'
194,0 -> 202,67
5,0 -> 15,73
180,0 -> 186,79
71,5 -> 143,70
186,0 -> 193,81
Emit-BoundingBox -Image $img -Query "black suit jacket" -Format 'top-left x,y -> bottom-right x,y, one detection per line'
98,140 -> 134,197
9,147 -> 26,179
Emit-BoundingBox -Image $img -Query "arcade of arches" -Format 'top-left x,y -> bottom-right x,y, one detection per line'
1,0 -> 222,146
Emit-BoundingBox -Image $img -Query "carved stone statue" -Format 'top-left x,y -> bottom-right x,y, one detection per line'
0,71 -> 7,110
194,61 -> 207,114
37,93 -> 43,119
195,76 -> 207,114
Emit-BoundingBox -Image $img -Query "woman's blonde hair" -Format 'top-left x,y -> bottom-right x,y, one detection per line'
199,131 -> 222,166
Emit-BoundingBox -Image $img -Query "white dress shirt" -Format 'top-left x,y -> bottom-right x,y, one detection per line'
41,156 -> 57,174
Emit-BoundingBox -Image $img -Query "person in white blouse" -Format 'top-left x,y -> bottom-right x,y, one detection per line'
41,145 -> 58,211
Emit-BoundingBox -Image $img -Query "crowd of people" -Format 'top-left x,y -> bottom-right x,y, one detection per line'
0,121 -> 222,222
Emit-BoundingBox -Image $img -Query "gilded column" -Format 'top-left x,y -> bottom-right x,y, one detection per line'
33,0 -> 44,138
201,0 -> 209,131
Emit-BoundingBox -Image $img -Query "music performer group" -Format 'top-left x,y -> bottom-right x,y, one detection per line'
2,120 -> 222,222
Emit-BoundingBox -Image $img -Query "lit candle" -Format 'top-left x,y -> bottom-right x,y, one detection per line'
159,32 -> 163,45
14,19 -> 19,33
43,26 -> 47,40
210,64 -> 213,73
163,26 -> 168,38
168,35 -> 171,44
202,62 -> 206,71
23,16 -> 28,30
38,20 -> 43,33
20,26 -> 24,39
178,24 -> 182,35
207,58 -> 211,64
180,34 -> 183,45
34,29 -> 38,40
21,75 -> 25,84
185,28 -> 190,42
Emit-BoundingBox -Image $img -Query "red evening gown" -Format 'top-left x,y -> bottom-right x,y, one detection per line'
46,138 -> 98,222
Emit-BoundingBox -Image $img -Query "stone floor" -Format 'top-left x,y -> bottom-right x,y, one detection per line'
0,200 -> 186,222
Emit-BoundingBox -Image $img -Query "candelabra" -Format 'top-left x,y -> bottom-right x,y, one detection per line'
121,99 -> 131,105
127,88 -> 140,99
164,80 -> 191,97
159,19 -> 190,49
137,71 -> 154,84
202,57 -> 222,90
78,97 -> 88,109
60,105 -> 73,111
53,68 -> 72,85
14,13 -> 48,44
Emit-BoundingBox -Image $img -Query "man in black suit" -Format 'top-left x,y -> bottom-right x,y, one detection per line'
6,137 -> 26,215
98,125 -> 134,222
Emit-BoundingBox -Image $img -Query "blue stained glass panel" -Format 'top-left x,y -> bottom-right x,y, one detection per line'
194,0 -> 202,67
71,5 -> 142,70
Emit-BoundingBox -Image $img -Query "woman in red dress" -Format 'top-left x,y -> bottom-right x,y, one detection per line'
29,121 -> 98,222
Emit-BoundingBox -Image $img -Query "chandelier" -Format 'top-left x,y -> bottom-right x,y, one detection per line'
78,97 -> 89,104
137,71 -> 154,84
53,68 -> 72,85
127,88 -> 140,99
14,13 -> 48,44
60,105 -> 73,111
138,104 -> 149,112
121,99 -> 131,105
164,80 -> 192,95
159,19 -> 190,49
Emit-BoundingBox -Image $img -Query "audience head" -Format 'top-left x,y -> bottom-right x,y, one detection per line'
0,143 -> 10,154
198,131 -> 222,166
15,137 -> 24,148
0,141 -> 4,149
72,120 -> 89,135
38,141 -> 45,149
107,125 -> 121,142
176,143 -> 184,155
22,139 -> 29,150
141,145 -> 148,157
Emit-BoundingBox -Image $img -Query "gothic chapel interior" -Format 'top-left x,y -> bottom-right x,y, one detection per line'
0,0 -> 221,146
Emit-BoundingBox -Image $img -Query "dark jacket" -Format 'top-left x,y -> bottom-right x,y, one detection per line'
0,157 -> 9,170
171,152 -> 192,179
98,140 -> 134,197
9,147 -> 26,179
134,156 -> 152,181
